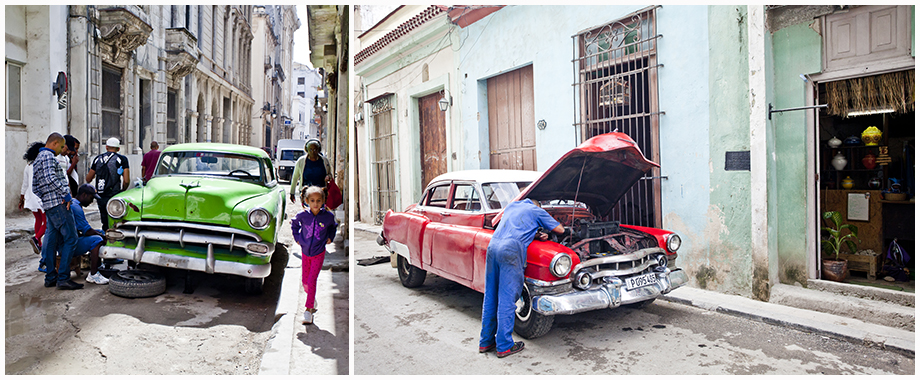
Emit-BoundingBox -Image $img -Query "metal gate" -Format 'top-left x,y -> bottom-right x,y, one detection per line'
572,5 -> 663,228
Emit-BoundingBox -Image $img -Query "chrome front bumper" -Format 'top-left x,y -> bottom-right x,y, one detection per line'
531,268 -> 689,316
102,220 -> 274,279
101,245 -> 271,278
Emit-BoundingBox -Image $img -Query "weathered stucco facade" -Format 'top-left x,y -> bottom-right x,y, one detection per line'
6,5 -> 306,215
353,5 -> 915,302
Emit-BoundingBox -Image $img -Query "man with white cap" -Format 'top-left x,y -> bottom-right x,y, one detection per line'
85,137 -> 130,230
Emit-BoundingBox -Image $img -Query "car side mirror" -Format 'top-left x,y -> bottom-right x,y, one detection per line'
483,213 -> 498,230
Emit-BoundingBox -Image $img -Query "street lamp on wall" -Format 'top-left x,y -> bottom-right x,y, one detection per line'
438,93 -> 451,112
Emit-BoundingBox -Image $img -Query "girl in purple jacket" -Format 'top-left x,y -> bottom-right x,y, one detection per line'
291,186 -> 337,324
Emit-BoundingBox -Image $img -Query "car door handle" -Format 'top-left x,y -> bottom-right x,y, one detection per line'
440,212 -> 451,216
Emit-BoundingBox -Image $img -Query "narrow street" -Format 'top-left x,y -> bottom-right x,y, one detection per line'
353,229 -> 914,375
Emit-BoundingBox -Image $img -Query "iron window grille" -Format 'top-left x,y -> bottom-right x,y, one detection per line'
573,5 -> 663,228
371,96 -> 399,225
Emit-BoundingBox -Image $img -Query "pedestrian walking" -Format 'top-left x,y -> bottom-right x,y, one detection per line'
32,132 -> 82,290
20,141 -> 46,254
289,139 -> 332,204
140,141 -> 161,184
479,199 -> 563,358
85,137 -> 130,230
291,186 -> 337,325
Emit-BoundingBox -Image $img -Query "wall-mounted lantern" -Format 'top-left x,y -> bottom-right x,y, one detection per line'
438,92 -> 452,112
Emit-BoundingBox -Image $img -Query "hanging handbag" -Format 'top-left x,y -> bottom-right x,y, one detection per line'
326,178 -> 343,210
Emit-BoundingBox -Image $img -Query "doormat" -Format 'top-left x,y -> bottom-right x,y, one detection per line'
357,256 -> 390,266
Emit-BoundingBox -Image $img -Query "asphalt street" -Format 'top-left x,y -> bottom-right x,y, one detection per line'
352,227 -> 914,375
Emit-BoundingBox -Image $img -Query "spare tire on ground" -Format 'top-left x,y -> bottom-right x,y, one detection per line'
108,270 -> 167,298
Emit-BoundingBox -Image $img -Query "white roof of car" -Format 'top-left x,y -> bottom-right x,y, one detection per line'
428,169 -> 541,187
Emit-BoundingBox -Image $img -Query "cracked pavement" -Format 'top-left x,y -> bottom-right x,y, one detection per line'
5,208 -> 284,375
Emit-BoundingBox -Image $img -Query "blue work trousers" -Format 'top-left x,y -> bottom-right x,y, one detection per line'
41,203 -> 78,282
479,239 -> 525,353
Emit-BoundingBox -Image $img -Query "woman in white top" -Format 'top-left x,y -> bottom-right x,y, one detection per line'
19,141 -> 46,254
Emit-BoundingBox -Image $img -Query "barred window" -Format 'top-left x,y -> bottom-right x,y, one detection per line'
573,6 -> 662,228
370,95 -> 398,224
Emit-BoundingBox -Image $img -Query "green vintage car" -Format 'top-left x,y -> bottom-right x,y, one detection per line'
101,143 -> 286,294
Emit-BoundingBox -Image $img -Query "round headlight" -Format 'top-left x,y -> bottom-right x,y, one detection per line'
248,208 -> 271,230
549,253 -> 572,278
107,198 -> 127,219
666,234 -> 681,252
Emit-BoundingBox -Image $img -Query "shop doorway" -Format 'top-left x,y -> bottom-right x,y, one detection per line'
814,69 -> 914,292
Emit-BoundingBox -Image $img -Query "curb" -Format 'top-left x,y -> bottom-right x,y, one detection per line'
660,288 -> 915,357
258,263 -> 302,375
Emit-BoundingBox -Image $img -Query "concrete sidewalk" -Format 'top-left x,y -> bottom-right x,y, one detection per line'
258,239 -> 349,375
355,221 -> 914,357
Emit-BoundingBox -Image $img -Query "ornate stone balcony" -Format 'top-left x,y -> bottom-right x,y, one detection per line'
97,6 -> 152,65
165,27 -> 199,86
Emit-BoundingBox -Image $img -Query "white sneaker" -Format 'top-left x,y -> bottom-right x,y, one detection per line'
302,310 -> 313,325
86,272 -> 110,285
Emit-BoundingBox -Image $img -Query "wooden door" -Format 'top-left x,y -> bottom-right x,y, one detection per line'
419,93 -> 448,190
488,65 -> 536,171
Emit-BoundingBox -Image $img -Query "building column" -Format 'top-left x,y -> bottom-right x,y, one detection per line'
189,111 -> 199,143
748,6 -> 772,301
205,115 -> 214,142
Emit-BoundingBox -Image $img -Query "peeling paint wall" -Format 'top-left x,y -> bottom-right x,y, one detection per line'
769,20 -> 822,286
661,6 -> 756,297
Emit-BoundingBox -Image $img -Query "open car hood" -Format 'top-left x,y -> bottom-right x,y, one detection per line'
515,132 -> 659,216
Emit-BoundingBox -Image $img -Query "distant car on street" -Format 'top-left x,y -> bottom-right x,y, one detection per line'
101,143 -> 286,295
275,139 -> 306,182
377,132 -> 688,338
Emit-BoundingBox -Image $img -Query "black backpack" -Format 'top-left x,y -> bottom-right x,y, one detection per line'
94,152 -> 123,197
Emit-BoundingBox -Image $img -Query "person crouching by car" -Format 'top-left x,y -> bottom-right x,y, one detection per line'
291,186 -> 337,325
479,199 -> 563,358
72,184 -> 109,285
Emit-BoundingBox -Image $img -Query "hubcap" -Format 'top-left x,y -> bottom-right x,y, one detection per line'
515,285 -> 532,322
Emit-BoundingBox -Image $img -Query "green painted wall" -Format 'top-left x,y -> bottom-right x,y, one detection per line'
769,21 -> 822,286
700,5 -> 754,296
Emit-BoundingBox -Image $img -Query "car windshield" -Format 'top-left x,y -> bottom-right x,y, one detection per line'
280,150 -> 304,161
155,151 -> 267,184
481,182 -> 531,210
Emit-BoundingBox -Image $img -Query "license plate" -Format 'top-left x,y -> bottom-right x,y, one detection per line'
624,273 -> 658,290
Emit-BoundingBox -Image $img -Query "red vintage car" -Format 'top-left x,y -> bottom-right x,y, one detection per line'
377,132 -> 688,338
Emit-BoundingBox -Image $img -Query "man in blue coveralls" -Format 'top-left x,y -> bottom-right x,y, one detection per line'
479,199 -> 564,358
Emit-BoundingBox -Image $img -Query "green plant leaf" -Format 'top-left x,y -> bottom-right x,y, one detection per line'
844,240 -> 858,254
840,224 -> 858,237
821,240 -> 836,255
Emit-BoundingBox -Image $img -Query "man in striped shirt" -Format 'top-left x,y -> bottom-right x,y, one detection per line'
32,132 -> 83,290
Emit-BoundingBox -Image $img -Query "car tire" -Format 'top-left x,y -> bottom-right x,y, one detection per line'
514,284 -> 554,339
244,277 -> 264,295
396,255 -> 426,288
108,270 -> 167,298
625,299 -> 655,309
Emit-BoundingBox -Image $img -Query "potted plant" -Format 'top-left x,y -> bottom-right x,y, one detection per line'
820,211 -> 859,282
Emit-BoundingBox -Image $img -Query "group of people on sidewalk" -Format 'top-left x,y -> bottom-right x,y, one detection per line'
19,132 -> 157,290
